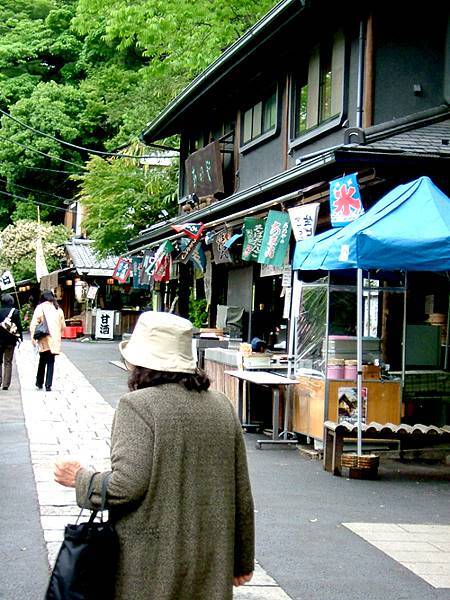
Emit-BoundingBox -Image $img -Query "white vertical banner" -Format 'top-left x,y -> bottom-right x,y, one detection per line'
204,251 -> 212,306
35,237 -> 49,282
288,203 -> 320,241
0,270 -> 15,291
95,309 -> 114,339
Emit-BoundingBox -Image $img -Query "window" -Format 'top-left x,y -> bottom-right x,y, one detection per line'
242,88 -> 278,146
292,30 -> 345,140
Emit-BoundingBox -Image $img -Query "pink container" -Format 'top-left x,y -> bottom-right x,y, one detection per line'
344,364 -> 357,380
327,365 -> 345,379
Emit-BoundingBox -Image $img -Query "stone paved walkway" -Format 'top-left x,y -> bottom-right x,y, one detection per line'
15,342 -> 292,599
344,523 -> 450,589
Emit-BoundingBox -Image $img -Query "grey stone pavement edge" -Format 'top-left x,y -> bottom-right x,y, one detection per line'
1,337 -> 450,599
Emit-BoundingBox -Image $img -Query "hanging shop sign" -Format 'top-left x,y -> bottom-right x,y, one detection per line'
171,222 -> 205,240
0,270 -> 15,291
260,264 -> 284,277
153,241 -> 174,282
288,203 -> 320,241
74,279 -> 88,303
175,236 -> 202,265
185,142 -> 224,198
257,210 -> 292,267
224,232 -> 243,249
212,228 -> 232,264
86,284 -> 99,301
139,249 -> 155,285
329,173 -> 364,227
132,257 -> 147,289
204,251 -> 212,306
241,217 -> 265,262
113,257 -> 132,283
189,241 -> 206,272
95,309 -> 114,339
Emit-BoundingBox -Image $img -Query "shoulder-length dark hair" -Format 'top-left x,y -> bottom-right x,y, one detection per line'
40,290 -> 59,309
128,366 -> 210,393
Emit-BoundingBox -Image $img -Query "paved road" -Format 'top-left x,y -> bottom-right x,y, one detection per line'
1,339 -> 449,599
63,339 -> 450,600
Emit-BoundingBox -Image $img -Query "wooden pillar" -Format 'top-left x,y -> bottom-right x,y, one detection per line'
363,13 -> 374,128
177,263 -> 191,319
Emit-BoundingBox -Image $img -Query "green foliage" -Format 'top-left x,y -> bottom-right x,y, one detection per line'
0,0 -> 276,252
0,219 -> 70,282
73,150 -> 178,256
189,289 -> 208,328
19,302 -> 34,331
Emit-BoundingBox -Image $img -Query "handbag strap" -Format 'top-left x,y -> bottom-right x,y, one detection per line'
99,471 -> 112,511
75,471 -> 99,524
76,471 -> 113,525
1,308 -> 15,325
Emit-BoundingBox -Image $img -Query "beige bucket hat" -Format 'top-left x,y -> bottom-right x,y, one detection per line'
119,311 -> 197,373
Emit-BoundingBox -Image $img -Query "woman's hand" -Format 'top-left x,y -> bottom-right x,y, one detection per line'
54,458 -> 82,488
233,573 -> 253,587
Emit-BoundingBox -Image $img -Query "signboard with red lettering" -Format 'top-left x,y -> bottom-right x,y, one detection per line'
329,173 -> 364,227
113,258 -> 132,283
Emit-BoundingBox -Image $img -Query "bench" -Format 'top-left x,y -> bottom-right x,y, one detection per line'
323,420 -> 450,476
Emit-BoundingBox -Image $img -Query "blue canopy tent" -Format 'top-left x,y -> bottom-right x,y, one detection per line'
294,176 -> 450,271
292,176 -> 450,455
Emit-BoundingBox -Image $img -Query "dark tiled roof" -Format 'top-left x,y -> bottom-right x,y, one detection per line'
354,117 -> 450,156
65,239 -> 118,273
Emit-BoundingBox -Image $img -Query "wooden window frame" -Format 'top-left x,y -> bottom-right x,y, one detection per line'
290,30 -> 347,148
240,86 -> 280,152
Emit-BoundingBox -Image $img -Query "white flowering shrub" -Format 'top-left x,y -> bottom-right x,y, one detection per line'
0,220 -> 70,282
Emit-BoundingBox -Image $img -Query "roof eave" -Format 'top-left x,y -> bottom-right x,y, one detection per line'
127,148 -> 337,250
140,0 -> 304,143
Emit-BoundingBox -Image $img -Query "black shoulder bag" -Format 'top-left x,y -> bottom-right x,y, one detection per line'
33,313 -> 50,340
45,472 -> 119,600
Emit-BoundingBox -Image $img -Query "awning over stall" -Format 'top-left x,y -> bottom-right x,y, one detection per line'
293,176 -> 450,271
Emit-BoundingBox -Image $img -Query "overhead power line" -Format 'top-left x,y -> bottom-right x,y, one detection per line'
23,165 -> 83,175
0,189 -> 74,213
0,178 -> 71,203
0,108 -> 179,157
0,134 -> 84,169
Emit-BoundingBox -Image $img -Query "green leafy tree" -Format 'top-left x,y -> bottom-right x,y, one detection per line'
73,149 -> 178,256
0,0 -> 276,252
0,219 -> 70,282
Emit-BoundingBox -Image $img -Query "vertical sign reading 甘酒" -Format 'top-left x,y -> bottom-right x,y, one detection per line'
95,309 -> 114,339
257,210 -> 292,267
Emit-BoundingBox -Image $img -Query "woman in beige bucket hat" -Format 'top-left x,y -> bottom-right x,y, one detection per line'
54,311 -> 255,600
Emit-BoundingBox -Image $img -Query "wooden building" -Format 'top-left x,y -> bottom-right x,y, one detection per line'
128,0 -> 450,437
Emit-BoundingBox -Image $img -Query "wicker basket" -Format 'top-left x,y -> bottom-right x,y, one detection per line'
341,453 -> 380,470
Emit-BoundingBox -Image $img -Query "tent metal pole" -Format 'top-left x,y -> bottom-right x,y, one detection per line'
357,269 -> 363,456
401,271 -> 408,388
445,293 -> 450,371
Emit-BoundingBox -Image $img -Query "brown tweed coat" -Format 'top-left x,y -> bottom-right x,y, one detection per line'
75,384 -> 255,600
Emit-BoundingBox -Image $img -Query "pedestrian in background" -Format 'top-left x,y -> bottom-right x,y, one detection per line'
0,293 -> 23,390
54,311 -> 255,600
30,290 -> 65,392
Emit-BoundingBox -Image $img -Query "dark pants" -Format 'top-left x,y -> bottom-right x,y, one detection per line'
36,351 -> 56,389
0,344 -> 15,389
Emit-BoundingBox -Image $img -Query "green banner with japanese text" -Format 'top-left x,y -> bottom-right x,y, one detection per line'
257,210 -> 291,267
241,217 -> 265,262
